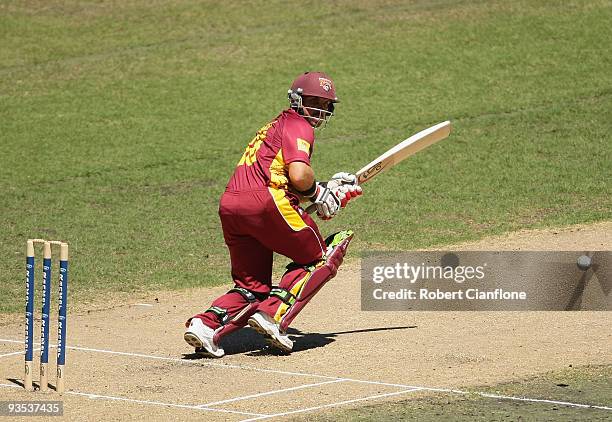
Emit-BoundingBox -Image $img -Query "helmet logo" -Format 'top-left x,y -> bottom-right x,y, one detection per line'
319,78 -> 333,92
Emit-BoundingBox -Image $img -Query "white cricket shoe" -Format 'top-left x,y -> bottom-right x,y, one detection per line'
248,311 -> 293,353
184,318 -> 225,358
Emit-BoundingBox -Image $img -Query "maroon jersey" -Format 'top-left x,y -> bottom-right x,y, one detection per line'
226,109 -> 314,192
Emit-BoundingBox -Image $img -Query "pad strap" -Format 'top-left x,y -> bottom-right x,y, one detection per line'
270,288 -> 296,306
228,287 -> 258,303
204,306 -> 229,325
286,261 -> 317,273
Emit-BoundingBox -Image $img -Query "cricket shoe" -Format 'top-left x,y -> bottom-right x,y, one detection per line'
248,311 -> 293,353
184,318 -> 225,358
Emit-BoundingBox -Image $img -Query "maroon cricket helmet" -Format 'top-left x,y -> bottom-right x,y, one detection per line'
290,71 -> 339,102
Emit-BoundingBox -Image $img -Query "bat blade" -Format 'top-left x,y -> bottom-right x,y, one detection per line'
305,120 -> 452,214
356,120 -> 452,184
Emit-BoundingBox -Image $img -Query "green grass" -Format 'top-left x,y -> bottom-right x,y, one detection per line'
1,0 -> 611,312
295,365 -> 612,421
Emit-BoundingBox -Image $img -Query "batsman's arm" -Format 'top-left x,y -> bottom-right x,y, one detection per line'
288,162 -> 316,202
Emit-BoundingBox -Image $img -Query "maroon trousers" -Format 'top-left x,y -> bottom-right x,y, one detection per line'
192,187 -> 325,330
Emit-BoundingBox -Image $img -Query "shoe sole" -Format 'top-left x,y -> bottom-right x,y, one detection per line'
184,332 -> 203,348
185,332 -> 225,358
248,319 -> 293,354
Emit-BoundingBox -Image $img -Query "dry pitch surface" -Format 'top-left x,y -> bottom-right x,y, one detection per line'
1,222 -> 611,421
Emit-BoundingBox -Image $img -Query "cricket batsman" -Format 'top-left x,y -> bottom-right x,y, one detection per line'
184,71 -> 362,357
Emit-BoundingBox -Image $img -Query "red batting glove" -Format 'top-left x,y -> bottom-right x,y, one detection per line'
338,184 -> 363,208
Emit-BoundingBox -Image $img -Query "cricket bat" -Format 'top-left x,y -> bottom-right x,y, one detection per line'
306,120 -> 452,214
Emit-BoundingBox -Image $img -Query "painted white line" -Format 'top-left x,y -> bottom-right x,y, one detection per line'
348,377 -> 450,391
134,303 -> 154,307
69,345 -> 342,382
352,384 -> 612,412
0,350 -> 22,359
1,349 -> 23,359
0,338 -> 340,380
3,339 -> 31,344
198,379 -> 347,408
0,383 -> 269,417
478,392 -> 612,411
68,391 -> 269,417
0,347 -> 41,359
239,388 -> 422,421
2,338 -> 610,414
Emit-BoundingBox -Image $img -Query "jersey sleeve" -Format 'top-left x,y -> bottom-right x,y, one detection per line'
281,119 -> 314,166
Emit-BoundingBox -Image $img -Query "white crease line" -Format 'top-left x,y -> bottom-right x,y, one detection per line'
2,338 -> 610,413
0,338 -> 340,380
0,350 -> 23,359
0,347 -> 42,359
477,392 -> 612,411
198,379 -> 347,407
1,348 -> 29,359
68,391 -> 269,417
0,383 -> 269,417
2,339 -> 34,345
348,381 -> 612,412
239,388 -> 422,421
134,303 -> 154,307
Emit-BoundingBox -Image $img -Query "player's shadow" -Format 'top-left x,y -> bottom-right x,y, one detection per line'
282,325 -> 418,354
182,325 -> 417,359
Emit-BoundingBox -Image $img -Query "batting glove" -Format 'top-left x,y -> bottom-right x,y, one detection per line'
337,183 -> 363,208
310,181 -> 342,220
330,172 -> 358,186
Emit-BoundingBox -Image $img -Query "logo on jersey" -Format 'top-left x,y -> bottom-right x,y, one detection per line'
297,138 -> 311,154
319,78 -> 333,92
